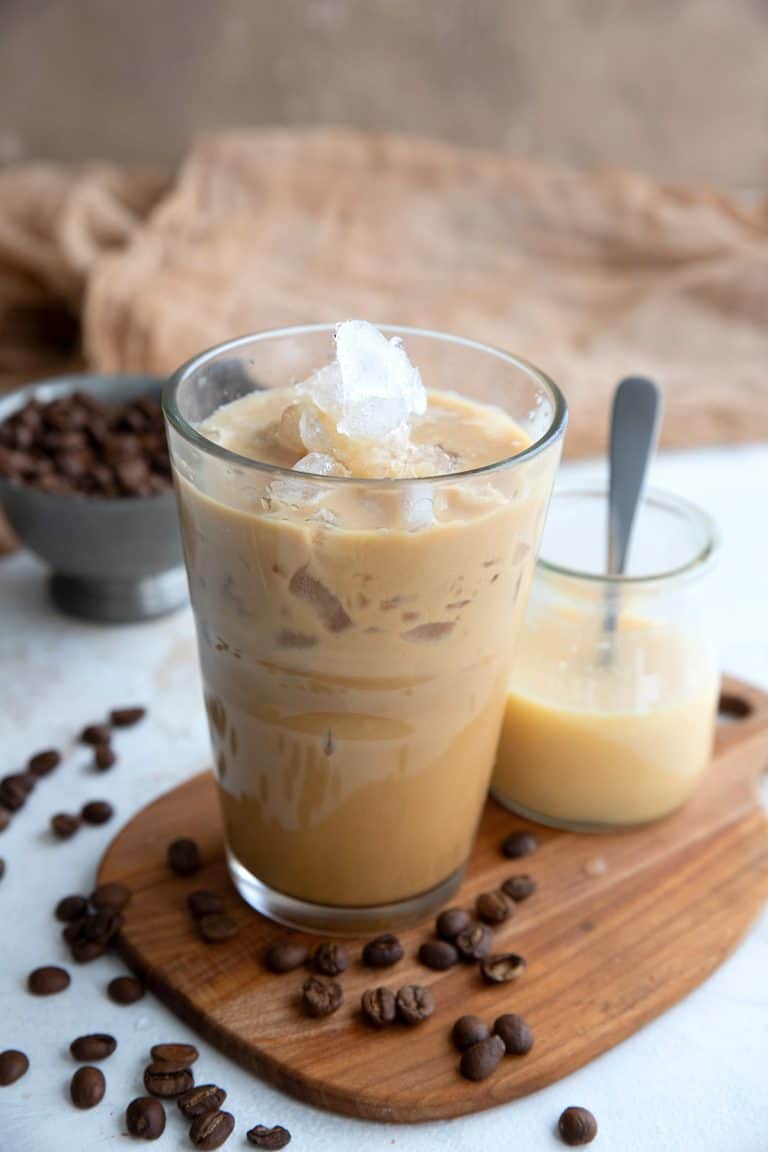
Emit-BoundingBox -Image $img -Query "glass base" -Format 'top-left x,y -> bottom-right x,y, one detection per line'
226,847 -> 466,936
490,788 -> 681,834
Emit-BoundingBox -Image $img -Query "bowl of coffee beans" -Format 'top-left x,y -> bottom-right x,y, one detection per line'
0,373 -> 186,622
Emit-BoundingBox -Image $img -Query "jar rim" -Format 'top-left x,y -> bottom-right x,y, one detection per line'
538,485 -> 720,587
162,323 -> 568,488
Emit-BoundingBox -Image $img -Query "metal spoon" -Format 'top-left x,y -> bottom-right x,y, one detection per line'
601,376 -> 663,659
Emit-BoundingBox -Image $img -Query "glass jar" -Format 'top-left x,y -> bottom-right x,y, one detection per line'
491,486 -> 720,831
164,325 -> 566,932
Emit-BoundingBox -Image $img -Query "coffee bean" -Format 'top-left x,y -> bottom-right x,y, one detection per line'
0,807 -> 11,833
494,1013 -> 534,1055
0,1049 -> 29,1086
144,1055 -> 194,1074
247,1124 -> 292,1149
81,800 -> 113,825
144,1061 -> 194,1098
459,1034 -> 506,1081
0,858 -> 4,881
418,939 -> 458,970
91,881 -> 131,910
558,1106 -> 598,1145
476,889 -> 513,924
480,952 -> 526,984
312,941 -> 349,976
501,874 -> 537,902
501,830 -> 539,859
82,907 -> 124,943
167,837 -> 201,875
110,706 -> 146,727
108,975 -> 145,1004
51,812 -> 81,839
454,922 -> 493,961
395,984 -> 435,1025
126,1096 -> 166,1139
55,894 -> 88,921
361,986 -> 397,1028
436,907 -> 471,941
81,723 -> 111,746
150,1042 -> 199,1066
0,774 -> 30,810
94,745 -> 117,771
189,1109 -> 235,1150
28,748 -> 61,777
451,1015 -> 490,1051
27,965 -> 70,995
70,1065 -> 106,1109
187,890 -> 225,919
302,975 -> 343,1017
264,942 -> 308,974
361,933 -> 404,968
177,1083 -> 227,1118
70,1033 -> 117,1061
198,913 -> 239,943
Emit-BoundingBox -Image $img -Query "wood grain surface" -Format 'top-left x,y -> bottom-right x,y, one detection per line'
98,677 -> 768,1124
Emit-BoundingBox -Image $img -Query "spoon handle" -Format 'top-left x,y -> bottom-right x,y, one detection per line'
607,376 -> 663,577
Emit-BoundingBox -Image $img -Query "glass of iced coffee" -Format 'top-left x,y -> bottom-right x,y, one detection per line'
492,487 -> 720,830
164,323 -> 566,932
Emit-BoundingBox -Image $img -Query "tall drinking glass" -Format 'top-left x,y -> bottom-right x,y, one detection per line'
164,325 -> 566,933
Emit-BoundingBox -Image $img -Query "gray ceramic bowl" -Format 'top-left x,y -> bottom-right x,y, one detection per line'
0,373 -> 187,623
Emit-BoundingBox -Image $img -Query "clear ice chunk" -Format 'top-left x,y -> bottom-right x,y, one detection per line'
334,321 -> 426,440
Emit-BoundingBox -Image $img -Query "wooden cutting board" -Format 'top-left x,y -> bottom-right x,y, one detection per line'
98,677 -> 768,1124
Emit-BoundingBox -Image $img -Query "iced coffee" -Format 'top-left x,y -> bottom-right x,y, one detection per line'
165,322 -> 565,929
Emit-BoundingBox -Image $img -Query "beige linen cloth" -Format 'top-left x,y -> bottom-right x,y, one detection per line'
2,129 -> 768,458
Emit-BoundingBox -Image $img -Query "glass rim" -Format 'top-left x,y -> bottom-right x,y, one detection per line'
538,485 -> 720,587
162,323 -> 568,488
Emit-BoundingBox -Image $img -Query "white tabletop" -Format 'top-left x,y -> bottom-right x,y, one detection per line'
1,444 -> 767,1152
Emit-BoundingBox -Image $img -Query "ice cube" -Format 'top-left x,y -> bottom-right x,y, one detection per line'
334,320 -> 426,440
293,452 -> 349,476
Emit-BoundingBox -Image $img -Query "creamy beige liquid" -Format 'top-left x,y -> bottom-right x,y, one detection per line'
177,386 -> 557,907
492,610 -> 719,827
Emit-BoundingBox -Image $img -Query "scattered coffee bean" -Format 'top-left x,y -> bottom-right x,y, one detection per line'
178,1083 -> 227,1118
168,837 -> 201,875
459,1034 -> 506,1081
187,890 -> 225,920
0,857 -> 4,881
0,774 -> 30,811
418,939 -> 459,970
91,882 -> 132,910
0,807 -> 11,833
451,1015 -> 491,1051
108,975 -> 145,1004
494,1012 -> 534,1055
70,1033 -> 117,1062
72,939 -> 107,964
454,922 -> 493,961
476,890 -> 513,924
110,706 -> 146,727
81,800 -> 113,825
189,1109 -> 235,1149
65,907 -> 123,962
0,1049 -> 29,1086
361,986 -> 397,1028
27,964 -> 70,995
558,1106 -> 598,1145
264,941 -> 308,974
150,1043 -> 200,1066
94,744 -> 117,771
55,894 -> 88,921
395,984 -> 435,1025
246,1124 -> 292,1149
501,874 -> 537,902
198,913 -> 239,943
312,941 -> 349,976
51,812 -> 81,839
28,748 -> 61,777
361,933 -> 404,967
144,1061 -> 194,1098
80,723 -> 111,746
501,830 -> 539,859
70,1065 -> 106,1109
126,1095 -> 166,1139
436,907 -> 471,941
480,952 -> 526,985
302,975 -> 343,1017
